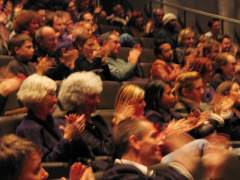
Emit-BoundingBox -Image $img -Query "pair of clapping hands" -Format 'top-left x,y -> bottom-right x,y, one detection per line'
61,114 -> 86,142
60,162 -> 95,180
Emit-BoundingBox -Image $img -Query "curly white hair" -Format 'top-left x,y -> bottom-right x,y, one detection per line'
58,71 -> 103,111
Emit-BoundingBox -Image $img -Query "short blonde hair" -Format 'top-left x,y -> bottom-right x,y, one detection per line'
17,74 -> 56,107
58,71 -> 102,111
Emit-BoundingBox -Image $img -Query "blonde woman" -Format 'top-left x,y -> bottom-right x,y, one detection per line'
113,83 -> 146,126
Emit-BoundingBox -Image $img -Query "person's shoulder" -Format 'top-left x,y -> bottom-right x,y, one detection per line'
103,164 -> 149,180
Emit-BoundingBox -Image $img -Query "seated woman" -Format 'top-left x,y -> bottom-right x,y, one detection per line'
58,71 -> 114,156
113,83 -> 145,126
144,80 -> 177,126
16,74 -> 92,162
212,81 -> 240,140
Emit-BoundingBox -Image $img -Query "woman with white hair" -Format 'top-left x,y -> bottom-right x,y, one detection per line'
58,71 -> 114,156
16,74 -> 92,162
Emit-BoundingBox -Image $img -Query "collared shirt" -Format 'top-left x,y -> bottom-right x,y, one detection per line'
115,158 -> 154,176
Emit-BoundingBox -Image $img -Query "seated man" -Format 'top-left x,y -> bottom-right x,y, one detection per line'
103,118 -> 188,180
103,117 -> 240,180
102,31 -> 143,81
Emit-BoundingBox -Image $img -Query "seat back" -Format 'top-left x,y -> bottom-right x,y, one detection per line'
98,81 -> 121,109
0,113 -> 26,136
140,37 -> 154,48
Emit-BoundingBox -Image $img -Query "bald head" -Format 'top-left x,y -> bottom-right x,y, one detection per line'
36,26 -> 58,52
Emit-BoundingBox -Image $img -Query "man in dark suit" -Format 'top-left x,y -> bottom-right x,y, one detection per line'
103,118 -> 188,180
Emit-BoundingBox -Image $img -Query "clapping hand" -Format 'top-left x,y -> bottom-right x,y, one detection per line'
128,44 -> 142,64
69,162 -> 95,180
62,114 -> 86,141
36,56 -> 56,75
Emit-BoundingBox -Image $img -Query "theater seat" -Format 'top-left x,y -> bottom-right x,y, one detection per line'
139,48 -> 155,63
3,91 -> 22,113
139,62 -> 152,78
98,81 -> 121,109
0,55 -> 14,67
42,162 -> 70,179
99,24 -> 122,34
140,37 -> 154,49
0,113 -> 26,136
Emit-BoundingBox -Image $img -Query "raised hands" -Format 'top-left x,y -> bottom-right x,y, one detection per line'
163,111 -> 210,137
69,162 -> 95,180
60,49 -> 79,70
113,104 -> 135,126
36,56 -> 56,75
128,44 -> 142,65
62,114 -> 86,141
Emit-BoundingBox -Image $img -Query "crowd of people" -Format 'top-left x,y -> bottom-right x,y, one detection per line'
1,0 -> 240,179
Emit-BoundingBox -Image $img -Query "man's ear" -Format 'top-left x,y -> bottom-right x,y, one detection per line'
128,135 -> 141,151
15,47 -> 21,55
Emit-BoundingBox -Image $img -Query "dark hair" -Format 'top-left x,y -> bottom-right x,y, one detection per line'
220,34 -> 231,42
13,10 -> 39,33
207,18 -> 220,28
0,134 -> 39,180
8,34 -> 32,55
154,38 -> 171,56
145,80 -> 166,111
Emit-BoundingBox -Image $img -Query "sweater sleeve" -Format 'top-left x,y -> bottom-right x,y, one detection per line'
106,57 -> 136,81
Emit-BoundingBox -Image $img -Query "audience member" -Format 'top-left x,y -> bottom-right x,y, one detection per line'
151,39 -> 181,84
145,8 -> 164,37
173,71 -> 222,138
113,83 -> 145,126
16,74 -> 92,162
103,118 -> 189,180
154,13 -> 181,48
0,134 -> 49,180
58,71 -> 114,157
12,10 -> 40,38
145,80 -> 177,125
102,32 -> 143,81
211,52 -> 236,89
205,18 -> 222,41
7,33 -> 35,76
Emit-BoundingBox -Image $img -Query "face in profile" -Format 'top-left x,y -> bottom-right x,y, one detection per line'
160,84 -> 176,108
230,83 -> 240,100
182,78 -> 204,103
15,40 -> 34,60
83,93 -> 101,116
39,90 -> 57,115
132,98 -> 146,117
137,121 -> 164,166
19,151 -> 48,180
159,43 -> 173,62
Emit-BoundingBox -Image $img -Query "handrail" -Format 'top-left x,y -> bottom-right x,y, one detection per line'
154,1 -> 240,25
